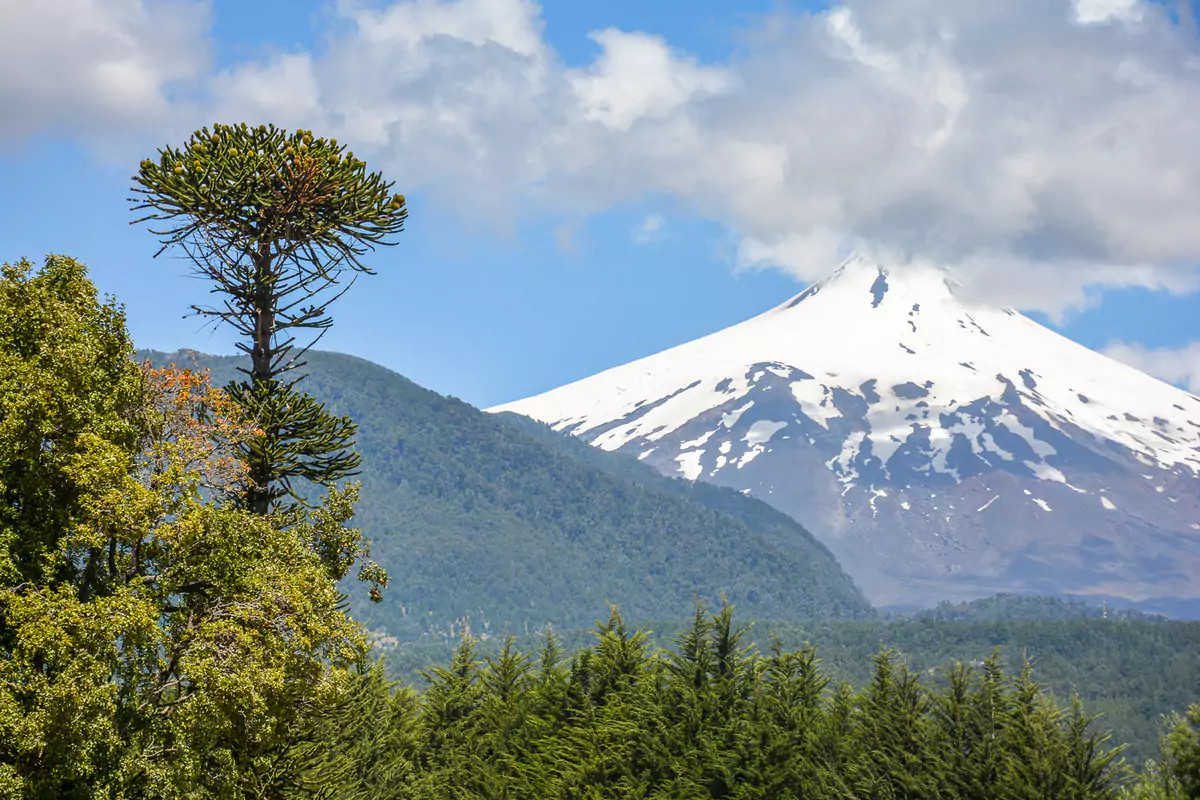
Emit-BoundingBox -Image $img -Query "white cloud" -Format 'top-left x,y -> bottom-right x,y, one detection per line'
633,214 -> 665,244
0,0 -> 210,145
1073,0 -> 1144,24
264,0 -> 559,219
566,29 -> 731,132
209,53 -> 322,132
244,0 -> 1200,312
1103,340 -> 1200,392
8,0 -> 1200,314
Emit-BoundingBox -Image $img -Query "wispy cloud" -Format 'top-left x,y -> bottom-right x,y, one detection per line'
6,0 -> 1200,313
633,214 -> 665,244
1103,340 -> 1200,392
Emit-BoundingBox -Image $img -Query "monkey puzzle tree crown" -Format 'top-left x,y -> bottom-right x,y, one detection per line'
131,122 -> 405,267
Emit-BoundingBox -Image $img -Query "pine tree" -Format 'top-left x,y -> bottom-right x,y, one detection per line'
853,649 -> 938,799
1059,695 -> 1125,799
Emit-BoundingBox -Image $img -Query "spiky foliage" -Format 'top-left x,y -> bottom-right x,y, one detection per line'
301,603 -> 1153,800
130,122 -> 408,512
1164,705 -> 1200,798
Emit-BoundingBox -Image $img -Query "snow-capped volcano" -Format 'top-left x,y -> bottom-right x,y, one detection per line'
490,256 -> 1200,608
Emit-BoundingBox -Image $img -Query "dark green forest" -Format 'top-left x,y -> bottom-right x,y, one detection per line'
381,613 -> 1199,768
300,605 -> 1200,799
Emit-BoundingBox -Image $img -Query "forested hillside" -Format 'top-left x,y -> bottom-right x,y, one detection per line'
142,349 -> 873,639
137,347 -> 1200,766
909,594 -> 1169,622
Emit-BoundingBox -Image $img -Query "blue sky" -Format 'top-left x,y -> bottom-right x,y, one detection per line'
1,0 -> 1198,408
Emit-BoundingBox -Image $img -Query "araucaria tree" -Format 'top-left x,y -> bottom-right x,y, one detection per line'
130,123 -> 408,512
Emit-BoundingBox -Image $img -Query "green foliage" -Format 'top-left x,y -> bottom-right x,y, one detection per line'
1116,705 -> 1200,800
382,615 -> 1200,768
144,349 -> 873,639
0,255 -> 144,588
0,257 -> 379,798
131,123 -> 408,513
130,123 -> 405,265
225,378 -> 363,509
1164,705 -> 1200,797
311,604 -> 1142,800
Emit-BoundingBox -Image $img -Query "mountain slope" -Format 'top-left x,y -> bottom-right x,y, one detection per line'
490,256 -> 1200,607
144,349 -> 873,640
495,410 -> 848,568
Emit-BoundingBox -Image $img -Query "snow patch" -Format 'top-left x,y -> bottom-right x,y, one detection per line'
738,449 -> 762,468
680,429 -> 718,450
1101,496 -> 1117,511
1025,460 -> 1067,484
980,433 -> 1014,461
977,495 -> 1000,512
1033,498 -> 1052,512
999,410 -> 1057,459
829,431 -> 867,484
790,380 -> 841,429
869,488 -> 888,517
744,420 -> 788,447
722,401 -> 755,429
675,450 -> 705,481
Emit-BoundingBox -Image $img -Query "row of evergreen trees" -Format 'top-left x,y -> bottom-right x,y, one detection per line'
300,604 -> 1200,800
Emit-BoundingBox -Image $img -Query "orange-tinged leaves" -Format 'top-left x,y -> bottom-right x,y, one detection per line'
139,363 -> 260,495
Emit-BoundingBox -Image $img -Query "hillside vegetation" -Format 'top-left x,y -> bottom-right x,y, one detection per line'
144,349 -> 873,640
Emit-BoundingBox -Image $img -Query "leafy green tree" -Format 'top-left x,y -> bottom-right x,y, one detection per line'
0,256 -> 381,798
0,256 -> 144,590
130,123 -> 408,513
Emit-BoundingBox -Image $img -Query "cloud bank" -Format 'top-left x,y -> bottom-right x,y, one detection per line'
0,0 -> 210,143
1104,340 -> 1200,392
4,0 -> 1200,312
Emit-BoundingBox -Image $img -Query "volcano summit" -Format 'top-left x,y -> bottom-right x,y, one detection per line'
491,256 -> 1200,608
